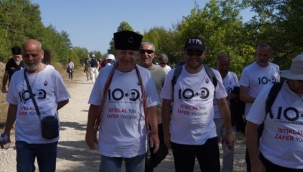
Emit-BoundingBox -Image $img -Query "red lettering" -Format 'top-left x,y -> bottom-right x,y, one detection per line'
108,108 -> 126,113
177,109 -> 190,115
18,111 -> 27,115
107,114 -> 119,118
275,134 -> 294,141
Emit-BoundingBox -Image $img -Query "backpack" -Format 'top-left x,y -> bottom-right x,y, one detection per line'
171,64 -> 217,101
90,58 -> 98,68
265,81 -> 284,119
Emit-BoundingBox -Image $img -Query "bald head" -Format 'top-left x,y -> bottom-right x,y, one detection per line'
22,39 -> 44,73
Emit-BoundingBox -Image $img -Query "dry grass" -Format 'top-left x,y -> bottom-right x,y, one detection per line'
0,62 -> 77,129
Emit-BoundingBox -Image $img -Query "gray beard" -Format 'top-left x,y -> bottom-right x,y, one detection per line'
24,63 -> 40,71
14,60 -> 21,65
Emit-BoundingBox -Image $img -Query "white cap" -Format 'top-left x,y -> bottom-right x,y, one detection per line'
92,54 -> 95,57
106,54 -> 115,60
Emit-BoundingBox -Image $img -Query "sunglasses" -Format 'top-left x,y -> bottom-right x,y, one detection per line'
187,50 -> 203,56
297,80 -> 303,83
139,49 -> 154,54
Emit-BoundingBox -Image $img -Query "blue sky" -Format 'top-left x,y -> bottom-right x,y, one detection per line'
30,0 -> 254,54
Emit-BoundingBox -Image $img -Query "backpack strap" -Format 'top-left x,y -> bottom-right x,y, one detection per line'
203,65 -> 217,87
171,65 -> 182,102
265,81 -> 284,119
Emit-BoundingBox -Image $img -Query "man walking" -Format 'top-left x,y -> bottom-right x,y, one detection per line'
160,36 -> 234,172
85,31 -> 160,172
239,42 -> 280,172
139,42 -> 167,172
1,46 -> 24,93
3,39 -> 70,172
246,54 -> 303,171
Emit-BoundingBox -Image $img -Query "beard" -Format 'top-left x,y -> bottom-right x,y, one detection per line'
24,63 -> 40,71
14,60 -> 21,65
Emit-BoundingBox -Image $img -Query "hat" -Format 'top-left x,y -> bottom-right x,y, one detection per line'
280,54 -> 303,80
114,30 -> 143,51
184,36 -> 205,51
92,54 -> 95,57
11,46 -> 21,55
106,54 -> 115,60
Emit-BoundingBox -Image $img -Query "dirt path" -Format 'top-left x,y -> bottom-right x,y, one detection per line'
0,70 -> 247,172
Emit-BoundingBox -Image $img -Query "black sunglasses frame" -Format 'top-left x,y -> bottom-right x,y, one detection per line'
139,49 -> 154,54
186,50 -> 203,56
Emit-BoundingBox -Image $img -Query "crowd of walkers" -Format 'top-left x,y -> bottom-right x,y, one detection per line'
1,31 -> 303,172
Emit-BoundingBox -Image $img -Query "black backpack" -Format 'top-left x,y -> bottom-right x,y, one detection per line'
171,64 -> 217,101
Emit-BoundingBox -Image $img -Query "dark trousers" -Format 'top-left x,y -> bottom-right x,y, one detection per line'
145,124 -> 168,172
246,122 -> 264,172
68,71 -> 73,80
171,137 -> 220,172
260,153 -> 303,172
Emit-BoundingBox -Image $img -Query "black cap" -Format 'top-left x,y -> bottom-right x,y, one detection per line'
114,30 -> 143,51
11,46 -> 21,55
184,36 -> 205,51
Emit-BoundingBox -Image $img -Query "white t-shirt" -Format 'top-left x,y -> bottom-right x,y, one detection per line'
213,71 -> 239,119
239,62 -> 280,117
162,65 -> 171,74
160,65 -> 227,145
246,81 -> 303,169
6,65 -> 70,144
88,65 -> 159,158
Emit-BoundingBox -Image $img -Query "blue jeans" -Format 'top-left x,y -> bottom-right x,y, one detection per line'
100,154 -> 145,172
16,141 -> 58,172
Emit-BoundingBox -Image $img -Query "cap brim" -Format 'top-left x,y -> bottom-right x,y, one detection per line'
280,70 -> 303,80
184,45 -> 205,51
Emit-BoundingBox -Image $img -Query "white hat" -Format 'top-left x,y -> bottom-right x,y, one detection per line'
92,54 -> 95,57
280,54 -> 303,80
106,54 -> 115,60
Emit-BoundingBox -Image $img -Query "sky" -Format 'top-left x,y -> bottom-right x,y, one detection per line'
30,0 -> 254,54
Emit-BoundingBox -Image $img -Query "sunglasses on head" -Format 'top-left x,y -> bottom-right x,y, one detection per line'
139,49 -> 154,54
187,50 -> 203,56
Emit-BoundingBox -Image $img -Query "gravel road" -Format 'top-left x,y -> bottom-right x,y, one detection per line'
0,72 -> 247,172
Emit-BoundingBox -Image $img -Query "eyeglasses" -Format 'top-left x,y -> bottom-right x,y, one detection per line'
187,50 -> 203,56
139,49 -> 154,54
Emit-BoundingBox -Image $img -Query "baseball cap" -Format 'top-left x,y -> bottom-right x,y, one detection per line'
184,36 -> 205,51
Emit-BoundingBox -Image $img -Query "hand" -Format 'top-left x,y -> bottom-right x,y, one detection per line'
85,130 -> 98,150
251,159 -> 266,172
223,131 -> 235,148
1,87 -> 7,93
149,131 -> 159,154
163,132 -> 171,149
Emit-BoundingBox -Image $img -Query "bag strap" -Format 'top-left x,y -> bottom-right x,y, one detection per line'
94,63 -> 149,132
204,65 -> 217,87
24,69 -> 41,117
265,81 -> 284,119
171,65 -> 182,102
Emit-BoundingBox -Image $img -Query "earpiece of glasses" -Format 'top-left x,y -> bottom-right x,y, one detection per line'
139,49 -> 154,54
187,50 -> 203,56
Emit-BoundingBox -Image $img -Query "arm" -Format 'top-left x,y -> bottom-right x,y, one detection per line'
3,104 -> 17,141
1,70 -> 9,93
85,104 -> 99,150
245,121 -> 265,172
148,106 -> 159,153
240,85 -> 255,103
57,100 -> 69,110
216,98 -> 235,147
161,99 -> 172,149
